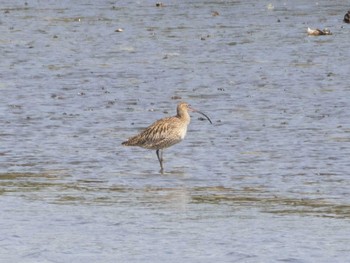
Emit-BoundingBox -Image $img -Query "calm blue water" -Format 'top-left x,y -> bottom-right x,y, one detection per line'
1,1 -> 350,262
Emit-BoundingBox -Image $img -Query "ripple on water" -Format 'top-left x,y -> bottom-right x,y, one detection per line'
1,0 -> 350,262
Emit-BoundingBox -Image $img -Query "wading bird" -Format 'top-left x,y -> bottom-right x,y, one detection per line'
122,102 -> 212,172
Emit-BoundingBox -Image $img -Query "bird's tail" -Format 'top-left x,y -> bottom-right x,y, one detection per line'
121,137 -> 139,146
121,140 -> 131,146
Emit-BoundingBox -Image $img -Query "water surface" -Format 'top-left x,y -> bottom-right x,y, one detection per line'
1,1 -> 350,262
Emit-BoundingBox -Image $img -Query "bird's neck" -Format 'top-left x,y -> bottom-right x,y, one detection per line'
177,111 -> 191,125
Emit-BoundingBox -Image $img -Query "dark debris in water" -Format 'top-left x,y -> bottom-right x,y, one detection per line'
156,2 -> 164,7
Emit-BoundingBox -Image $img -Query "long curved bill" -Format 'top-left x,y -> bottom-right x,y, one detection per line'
189,106 -> 212,124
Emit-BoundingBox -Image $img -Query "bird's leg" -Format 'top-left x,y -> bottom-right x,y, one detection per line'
160,149 -> 164,161
156,149 -> 164,172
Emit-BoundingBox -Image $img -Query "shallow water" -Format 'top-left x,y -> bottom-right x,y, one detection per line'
1,0 -> 350,262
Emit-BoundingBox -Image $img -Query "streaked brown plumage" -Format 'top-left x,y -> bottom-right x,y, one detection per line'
122,102 -> 212,172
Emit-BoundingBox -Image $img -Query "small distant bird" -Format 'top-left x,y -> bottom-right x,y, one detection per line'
344,11 -> 350,23
122,102 -> 212,172
307,27 -> 332,36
